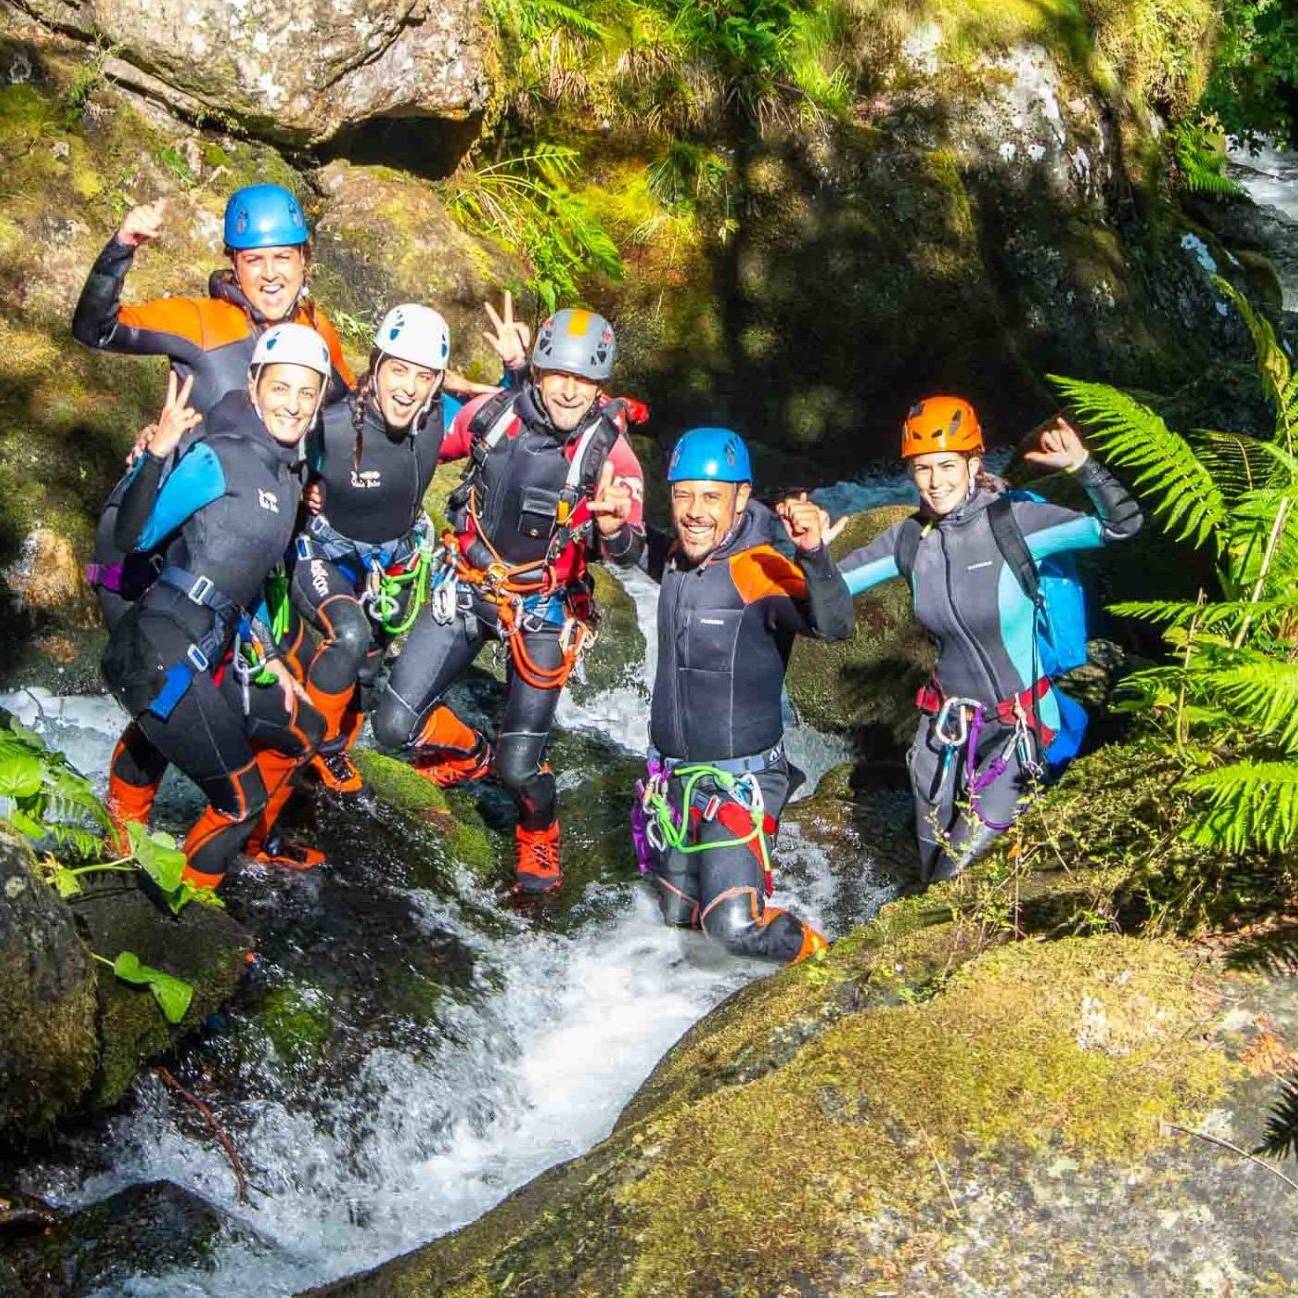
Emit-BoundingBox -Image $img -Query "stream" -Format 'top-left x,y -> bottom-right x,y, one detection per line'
0,553 -> 896,1298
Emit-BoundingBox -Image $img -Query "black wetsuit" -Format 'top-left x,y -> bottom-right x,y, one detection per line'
372,382 -> 645,834
622,504 -> 852,961
101,391 -> 323,880
291,390 -> 461,749
840,458 -> 1142,881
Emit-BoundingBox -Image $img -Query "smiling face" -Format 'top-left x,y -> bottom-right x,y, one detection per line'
374,355 -> 441,430
670,478 -> 752,564
232,246 -> 307,322
535,368 -> 601,433
909,450 -> 980,517
250,362 -> 323,445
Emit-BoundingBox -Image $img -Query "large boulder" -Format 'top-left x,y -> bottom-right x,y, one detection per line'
0,830 -> 97,1140
297,739 -> 1298,1298
7,0 -> 488,146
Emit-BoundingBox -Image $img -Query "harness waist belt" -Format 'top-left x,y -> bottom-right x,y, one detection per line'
648,743 -> 785,777
917,676 -> 1051,728
306,513 -> 423,569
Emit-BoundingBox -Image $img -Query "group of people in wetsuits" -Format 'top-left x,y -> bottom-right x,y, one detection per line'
77,181 -> 1142,966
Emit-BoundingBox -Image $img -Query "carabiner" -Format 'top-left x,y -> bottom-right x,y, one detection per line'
934,696 -> 979,747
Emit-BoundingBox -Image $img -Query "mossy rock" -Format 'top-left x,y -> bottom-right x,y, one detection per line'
353,749 -> 497,884
786,505 -> 932,756
68,875 -> 252,1108
0,830 -> 97,1140
255,980 -> 334,1072
0,1179 -> 233,1297
302,923 -> 1277,1298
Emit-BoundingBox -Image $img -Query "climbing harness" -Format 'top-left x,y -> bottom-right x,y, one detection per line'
631,751 -> 781,896
434,520 -> 600,692
922,688 -> 1047,832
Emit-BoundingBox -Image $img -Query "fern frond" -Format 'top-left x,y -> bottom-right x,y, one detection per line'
1258,1073 -> 1298,1162
1215,278 -> 1298,444
1182,760 -> 1298,853
1109,596 -> 1298,632
1199,660 -> 1298,751
1194,429 -> 1291,501
1050,375 -> 1227,549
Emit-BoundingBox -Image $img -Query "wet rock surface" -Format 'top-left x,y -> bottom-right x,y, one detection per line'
0,1178 -> 243,1297
0,831 -> 97,1139
7,0 -> 488,145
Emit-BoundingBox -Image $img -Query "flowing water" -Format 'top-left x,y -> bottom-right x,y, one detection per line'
1,562 -> 889,1298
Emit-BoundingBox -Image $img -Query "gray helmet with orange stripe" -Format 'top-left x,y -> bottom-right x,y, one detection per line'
531,308 -> 616,382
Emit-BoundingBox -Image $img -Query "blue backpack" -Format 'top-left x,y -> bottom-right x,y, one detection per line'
894,489 -> 1089,771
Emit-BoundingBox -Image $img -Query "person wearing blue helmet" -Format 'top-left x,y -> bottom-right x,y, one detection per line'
73,182 -> 355,858
604,427 -> 852,964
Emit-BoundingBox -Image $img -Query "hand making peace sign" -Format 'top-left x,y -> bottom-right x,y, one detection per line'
482,290 -> 531,372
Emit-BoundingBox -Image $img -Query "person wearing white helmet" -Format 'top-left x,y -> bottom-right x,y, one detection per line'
100,323 -> 333,892
288,303 -> 463,794
372,295 -> 649,895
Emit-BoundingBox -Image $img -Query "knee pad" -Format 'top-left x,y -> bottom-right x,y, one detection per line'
319,598 -> 373,666
370,691 -> 420,751
494,731 -> 548,791
198,759 -> 269,826
700,887 -> 763,949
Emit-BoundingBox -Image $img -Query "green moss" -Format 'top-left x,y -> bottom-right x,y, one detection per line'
618,936 -> 1229,1295
353,750 -> 498,882
258,982 -> 333,1067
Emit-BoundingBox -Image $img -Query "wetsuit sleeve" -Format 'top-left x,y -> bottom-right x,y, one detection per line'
1014,458 -> 1144,560
499,363 -> 526,391
439,393 -> 490,461
628,525 -> 673,582
116,444 -> 226,553
839,522 -> 904,595
72,235 -> 209,363
730,546 -> 853,641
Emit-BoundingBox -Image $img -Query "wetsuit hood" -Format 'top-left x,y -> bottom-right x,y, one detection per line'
925,482 -> 997,528
204,388 -> 305,468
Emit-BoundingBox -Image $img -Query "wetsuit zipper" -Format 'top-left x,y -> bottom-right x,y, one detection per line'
938,524 -> 1002,703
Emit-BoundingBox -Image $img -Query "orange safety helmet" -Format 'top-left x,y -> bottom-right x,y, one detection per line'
900,396 -> 984,459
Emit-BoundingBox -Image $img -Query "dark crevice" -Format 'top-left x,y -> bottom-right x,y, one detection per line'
315,111 -> 484,181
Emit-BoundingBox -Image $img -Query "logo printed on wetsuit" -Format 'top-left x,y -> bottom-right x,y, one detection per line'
351,469 -> 381,489
257,489 -> 279,513
966,560 -> 993,570
309,560 -> 330,597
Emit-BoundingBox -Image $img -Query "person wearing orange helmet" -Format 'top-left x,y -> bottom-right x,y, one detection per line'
837,396 -> 1142,884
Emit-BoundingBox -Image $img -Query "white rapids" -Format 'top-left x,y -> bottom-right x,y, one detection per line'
3,562 -> 884,1298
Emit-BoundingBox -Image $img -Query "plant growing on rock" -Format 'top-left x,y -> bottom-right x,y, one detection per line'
1052,279 -> 1298,863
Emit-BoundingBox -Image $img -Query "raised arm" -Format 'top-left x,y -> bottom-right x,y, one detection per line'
838,522 -> 904,596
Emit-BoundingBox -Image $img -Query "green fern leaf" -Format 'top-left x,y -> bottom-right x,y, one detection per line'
1050,376 -> 1227,549
1182,760 -> 1298,853
1258,1073 -> 1298,1162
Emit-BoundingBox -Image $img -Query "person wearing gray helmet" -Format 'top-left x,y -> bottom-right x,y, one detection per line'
372,299 -> 648,894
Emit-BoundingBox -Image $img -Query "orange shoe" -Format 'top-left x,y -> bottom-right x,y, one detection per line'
105,773 -> 160,856
247,841 -> 327,871
311,747 -> 364,794
514,821 -> 562,894
413,738 -> 493,790
789,923 -> 830,965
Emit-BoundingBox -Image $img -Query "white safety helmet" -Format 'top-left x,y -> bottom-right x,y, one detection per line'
249,323 -> 332,434
251,322 -> 333,378
374,304 -> 451,371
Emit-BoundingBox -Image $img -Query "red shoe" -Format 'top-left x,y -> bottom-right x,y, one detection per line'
311,747 -> 363,794
413,739 -> 492,790
514,821 -> 562,895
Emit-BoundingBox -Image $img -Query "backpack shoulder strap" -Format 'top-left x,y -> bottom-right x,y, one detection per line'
893,514 -> 924,582
987,492 -> 1040,605
565,401 -> 625,499
467,388 -> 518,447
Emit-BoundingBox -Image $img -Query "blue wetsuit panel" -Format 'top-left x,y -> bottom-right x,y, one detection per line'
136,444 -> 226,552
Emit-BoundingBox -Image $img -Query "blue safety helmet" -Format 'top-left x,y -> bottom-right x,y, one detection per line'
224,184 -> 309,251
667,427 -> 753,484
